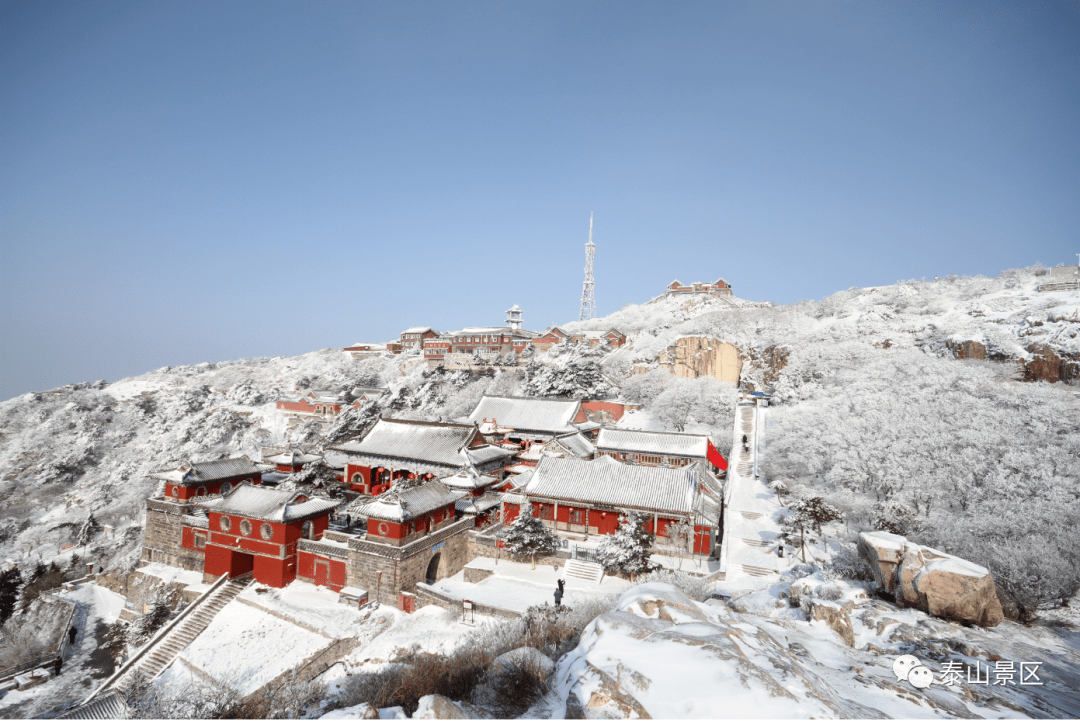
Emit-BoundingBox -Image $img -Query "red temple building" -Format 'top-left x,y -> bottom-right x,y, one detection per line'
192,484 -> 343,587
150,457 -> 264,501
595,428 -> 728,474
502,455 -> 723,557
328,418 -> 515,496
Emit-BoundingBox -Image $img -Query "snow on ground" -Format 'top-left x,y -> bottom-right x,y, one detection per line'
237,580 -> 374,639
135,561 -> 206,588
342,605 -> 496,669
431,557 -> 629,613
177,601 -> 333,696
0,582 -> 127,718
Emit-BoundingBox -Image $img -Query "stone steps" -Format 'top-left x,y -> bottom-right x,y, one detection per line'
563,559 -> 604,584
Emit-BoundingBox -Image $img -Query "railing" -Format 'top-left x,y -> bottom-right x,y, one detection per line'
348,518 -> 474,561
85,573 -> 230,703
0,597 -> 78,682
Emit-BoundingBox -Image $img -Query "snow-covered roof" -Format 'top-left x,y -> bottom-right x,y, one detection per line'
198,483 -> 342,523
456,493 -> 503,514
329,418 -> 513,469
524,456 -> 717,518
402,327 -> 433,335
350,481 -> 466,522
465,395 -> 583,434
345,342 -> 385,350
264,450 -> 321,466
440,468 -> 499,490
306,390 -> 342,402
595,428 -> 711,458
549,432 -> 596,458
149,456 -> 261,485
353,386 -> 388,398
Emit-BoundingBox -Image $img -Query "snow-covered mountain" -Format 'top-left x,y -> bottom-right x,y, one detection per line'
0,265 -> 1076,584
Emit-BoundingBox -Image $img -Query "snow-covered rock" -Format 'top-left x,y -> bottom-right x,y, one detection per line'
860,531 -> 1004,627
411,694 -> 468,719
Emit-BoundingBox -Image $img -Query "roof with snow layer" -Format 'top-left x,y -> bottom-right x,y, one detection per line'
330,418 -> 513,469
595,428 -> 712,458
264,450 -> 322,466
149,456 -> 261,485
198,483 -> 342,523
350,481 -> 467,522
547,432 -> 596,458
524,456 -> 719,521
465,395 -> 583,434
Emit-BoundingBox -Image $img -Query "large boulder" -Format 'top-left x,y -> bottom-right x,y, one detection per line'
412,695 -> 467,720
857,531 -> 906,594
858,532 -> 1004,627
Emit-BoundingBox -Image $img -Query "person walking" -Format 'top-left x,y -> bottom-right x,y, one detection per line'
68,624 -> 77,646
554,579 -> 564,607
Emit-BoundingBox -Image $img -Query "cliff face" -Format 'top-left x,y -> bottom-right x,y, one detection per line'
944,339 -> 1080,384
656,337 -> 741,384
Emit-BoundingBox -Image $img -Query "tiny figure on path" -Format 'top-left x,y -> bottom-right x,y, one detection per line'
554,578 -> 565,607
53,655 -> 63,676
68,625 -> 77,646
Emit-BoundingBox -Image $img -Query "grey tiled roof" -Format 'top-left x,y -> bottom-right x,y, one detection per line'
595,428 -> 711,458
465,395 -> 583,434
264,450 -> 322,466
149,456 -> 261,485
549,432 -> 595,458
456,493 -> 503,514
197,483 -> 342,522
330,418 -> 512,469
350,481 -> 466,522
524,456 -> 713,517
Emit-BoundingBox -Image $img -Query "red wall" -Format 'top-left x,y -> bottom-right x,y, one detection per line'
580,400 -> 636,422
503,503 -> 520,524
166,474 -> 261,500
297,551 -> 347,591
181,527 -> 208,552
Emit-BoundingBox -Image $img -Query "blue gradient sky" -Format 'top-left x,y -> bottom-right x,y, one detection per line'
2,1 -> 1078,400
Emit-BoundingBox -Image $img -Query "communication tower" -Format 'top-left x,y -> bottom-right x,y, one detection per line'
578,213 -> 596,321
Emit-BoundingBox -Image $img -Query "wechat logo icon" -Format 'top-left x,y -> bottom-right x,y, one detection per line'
892,655 -> 933,689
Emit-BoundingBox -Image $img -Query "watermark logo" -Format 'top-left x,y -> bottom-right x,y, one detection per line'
891,654 -> 1043,690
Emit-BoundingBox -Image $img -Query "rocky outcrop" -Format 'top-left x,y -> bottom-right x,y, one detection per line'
944,340 -> 1079,385
1023,344 -> 1080,384
858,532 -> 1004,627
657,337 -> 741,384
808,599 -> 855,647
947,339 -> 987,360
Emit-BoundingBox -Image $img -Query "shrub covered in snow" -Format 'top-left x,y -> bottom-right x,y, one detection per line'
597,513 -> 660,578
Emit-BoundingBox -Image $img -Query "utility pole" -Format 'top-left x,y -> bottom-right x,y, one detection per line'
579,213 -> 596,321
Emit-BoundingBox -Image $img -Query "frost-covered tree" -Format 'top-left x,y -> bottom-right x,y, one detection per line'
782,496 -> 842,563
323,402 -> 382,446
504,505 -> 560,569
522,360 -> 617,400
597,513 -> 659,579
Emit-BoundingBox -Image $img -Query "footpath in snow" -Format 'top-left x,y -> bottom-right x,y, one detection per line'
719,399 -> 784,582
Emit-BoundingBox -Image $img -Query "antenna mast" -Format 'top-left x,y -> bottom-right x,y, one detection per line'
578,213 -> 596,321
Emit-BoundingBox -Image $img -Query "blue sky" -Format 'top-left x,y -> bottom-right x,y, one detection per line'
2,0 -> 1078,400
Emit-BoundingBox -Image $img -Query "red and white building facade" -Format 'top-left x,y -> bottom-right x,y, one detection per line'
186,483 -> 342,587
664,278 -> 733,296
503,455 -> 723,557
150,457 -> 264,502
595,428 -> 728,475
328,418 -> 515,496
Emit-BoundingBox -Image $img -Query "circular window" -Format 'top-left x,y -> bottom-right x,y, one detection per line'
378,522 -> 389,536
260,523 -> 273,540
239,519 -> 252,537
221,482 -> 232,494
219,516 -> 232,532
170,486 -> 179,497
302,520 -> 314,540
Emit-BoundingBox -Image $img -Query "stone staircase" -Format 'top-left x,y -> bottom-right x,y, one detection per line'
563,559 -> 604,584
87,575 -> 251,701
718,401 -> 781,581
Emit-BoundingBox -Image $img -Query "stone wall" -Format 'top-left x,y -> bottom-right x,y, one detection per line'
413,582 -> 520,619
657,337 -> 741,385
140,502 -> 204,572
346,520 -> 473,605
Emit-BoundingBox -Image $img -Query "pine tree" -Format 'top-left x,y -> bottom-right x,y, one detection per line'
0,567 -> 22,627
503,504 -> 560,569
597,513 -> 659,579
